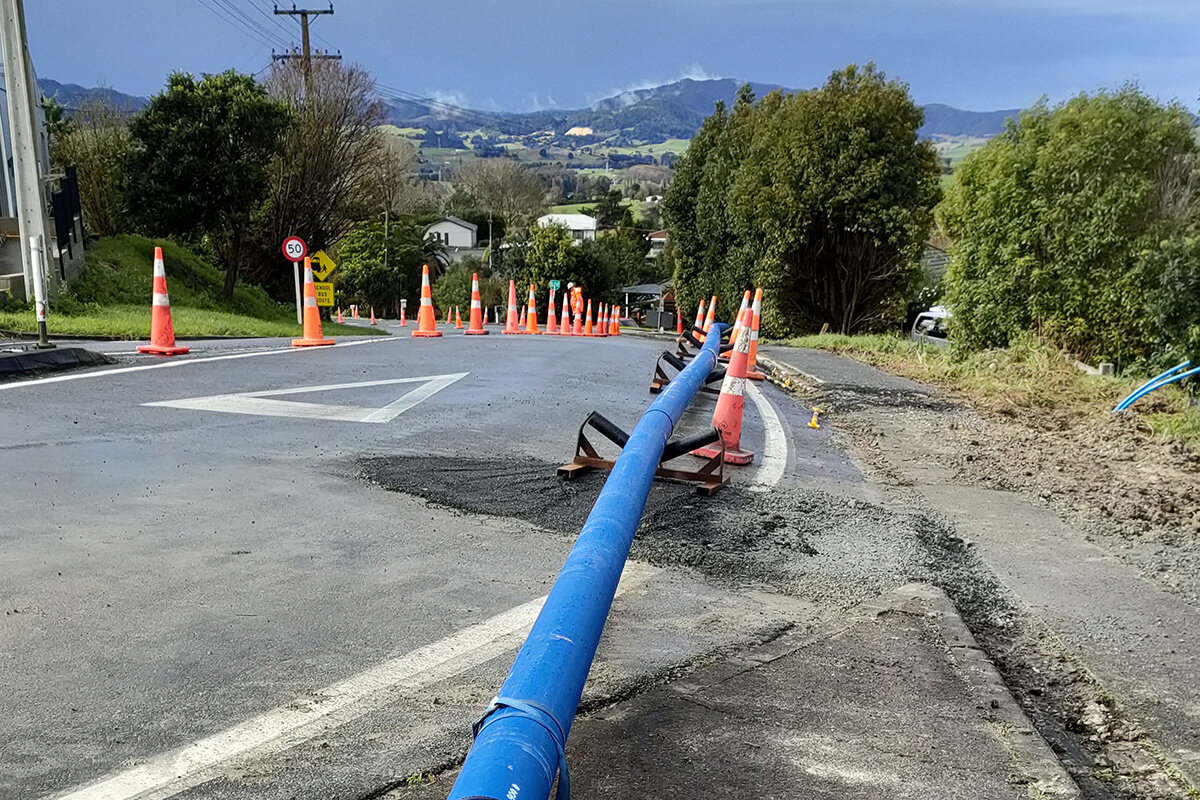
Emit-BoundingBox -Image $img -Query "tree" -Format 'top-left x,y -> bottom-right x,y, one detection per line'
586,190 -> 630,228
51,98 -> 131,236
665,69 -> 940,335
335,218 -> 445,316
432,258 -> 504,313
126,71 -> 290,297
457,159 -> 547,233
247,59 -> 391,297
940,86 -> 1200,363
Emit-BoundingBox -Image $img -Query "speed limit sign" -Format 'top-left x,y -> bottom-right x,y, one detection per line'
281,236 -> 308,262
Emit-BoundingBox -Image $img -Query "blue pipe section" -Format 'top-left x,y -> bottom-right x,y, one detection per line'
1115,361 -> 1190,411
1114,364 -> 1200,411
448,325 -> 726,800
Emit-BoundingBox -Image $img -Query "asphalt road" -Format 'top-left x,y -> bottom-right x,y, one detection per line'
0,330 -> 836,800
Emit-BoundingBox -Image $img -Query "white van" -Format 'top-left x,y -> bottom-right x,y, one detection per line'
910,306 -> 951,347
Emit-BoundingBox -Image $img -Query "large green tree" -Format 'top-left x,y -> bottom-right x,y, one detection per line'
126,71 -> 290,297
335,219 -> 444,316
665,67 -> 940,335
940,87 -> 1200,363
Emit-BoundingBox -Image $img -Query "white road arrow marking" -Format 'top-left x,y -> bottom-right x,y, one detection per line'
142,373 -> 468,424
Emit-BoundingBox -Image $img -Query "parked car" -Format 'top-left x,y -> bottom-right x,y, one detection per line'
910,305 -> 951,346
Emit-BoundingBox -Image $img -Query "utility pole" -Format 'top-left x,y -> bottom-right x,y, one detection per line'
273,4 -> 339,92
0,0 -> 50,303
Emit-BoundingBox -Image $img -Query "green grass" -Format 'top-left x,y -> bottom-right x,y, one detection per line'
779,332 -> 1199,442
1,234 -> 381,340
0,304 -> 368,340
604,138 -> 691,156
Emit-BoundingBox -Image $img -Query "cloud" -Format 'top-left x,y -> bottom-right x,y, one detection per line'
586,64 -> 723,107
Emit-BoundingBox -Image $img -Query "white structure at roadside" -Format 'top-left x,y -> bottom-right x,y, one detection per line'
425,216 -> 478,249
536,213 -> 597,242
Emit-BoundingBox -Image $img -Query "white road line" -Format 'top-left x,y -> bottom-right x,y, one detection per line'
746,381 -> 788,492
49,562 -> 658,800
0,338 -> 392,392
143,373 -> 469,424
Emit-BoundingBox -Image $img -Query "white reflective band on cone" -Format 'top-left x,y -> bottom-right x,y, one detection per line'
471,300 -> 481,309
152,293 -> 170,306
723,376 -> 747,397
304,297 -> 317,307
421,297 -> 432,306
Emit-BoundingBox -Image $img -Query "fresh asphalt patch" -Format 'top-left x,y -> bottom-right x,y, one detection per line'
355,454 -> 1015,619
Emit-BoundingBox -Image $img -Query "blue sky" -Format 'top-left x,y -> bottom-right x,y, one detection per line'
28,0 -> 1200,112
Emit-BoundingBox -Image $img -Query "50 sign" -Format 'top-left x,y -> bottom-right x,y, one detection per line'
281,236 -> 308,263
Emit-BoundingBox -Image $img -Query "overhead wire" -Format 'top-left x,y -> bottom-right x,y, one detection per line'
195,0 -> 288,50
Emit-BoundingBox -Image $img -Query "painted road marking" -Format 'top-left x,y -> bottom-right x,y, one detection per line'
746,382 -> 788,492
142,373 -> 468,424
0,338 -> 392,392
50,562 -> 658,800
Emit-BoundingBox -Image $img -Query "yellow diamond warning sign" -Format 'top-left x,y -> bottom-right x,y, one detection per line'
311,250 -> 338,281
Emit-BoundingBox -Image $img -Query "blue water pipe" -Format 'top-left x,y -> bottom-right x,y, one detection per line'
447,326 -> 725,800
1114,361 -> 1189,411
1114,364 -> 1200,411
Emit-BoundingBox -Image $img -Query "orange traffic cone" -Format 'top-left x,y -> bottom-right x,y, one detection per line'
545,287 -> 559,335
524,284 -> 540,334
721,290 -> 751,361
594,303 -> 606,338
370,306 -> 377,325
676,311 -> 684,335
747,288 -> 765,380
702,294 -> 718,334
400,305 -> 407,326
336,306 -> 343,324
465,273 -> 488,335
560,301 -> 572,336
411,264 -> 442,338
583,300 -> 597,337
351,305 -> 359,319
137,246 -> 190,355
291,257 -> 336,348
692,307 -> 754,465
518,305 -> 527,331
692,299 -> 706,334
572,299 -> 584,335
503,280 -> 521,334
484,306 -> 490,325
455,306 -> 463,328
610,305 -> 620,336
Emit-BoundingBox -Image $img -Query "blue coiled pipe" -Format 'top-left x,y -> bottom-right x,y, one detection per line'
447,326 -> 725,800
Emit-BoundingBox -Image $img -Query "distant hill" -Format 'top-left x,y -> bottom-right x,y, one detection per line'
38,79 -> 146,113
384,77 -> 1020,143
39,75 -> 1019,143
919,103 -> 1019,137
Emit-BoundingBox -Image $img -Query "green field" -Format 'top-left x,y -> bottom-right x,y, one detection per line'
605,138 -> 690,156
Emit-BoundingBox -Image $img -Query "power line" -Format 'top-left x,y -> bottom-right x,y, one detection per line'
212,0 -> 290,48
195,0 -> 286,50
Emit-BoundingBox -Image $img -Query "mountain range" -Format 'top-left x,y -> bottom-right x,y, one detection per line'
38,76 -> 1020,141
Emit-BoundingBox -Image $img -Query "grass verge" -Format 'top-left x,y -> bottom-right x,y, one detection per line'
3,234 -> 382,340
0,305 -> 370,340
776,332 -> 1198,443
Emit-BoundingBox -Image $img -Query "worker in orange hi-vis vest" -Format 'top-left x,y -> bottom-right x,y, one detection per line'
569,283 -> 585,335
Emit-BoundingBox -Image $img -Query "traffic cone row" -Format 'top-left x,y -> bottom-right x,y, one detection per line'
693,304 -> 754,465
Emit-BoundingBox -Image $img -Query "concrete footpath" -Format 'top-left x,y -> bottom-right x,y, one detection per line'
392,585 -> 1078,800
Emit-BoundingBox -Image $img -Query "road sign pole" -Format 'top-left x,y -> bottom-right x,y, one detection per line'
293,261 -> 303,324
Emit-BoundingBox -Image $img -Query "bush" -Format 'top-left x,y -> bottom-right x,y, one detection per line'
940,87 -> 1200,364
